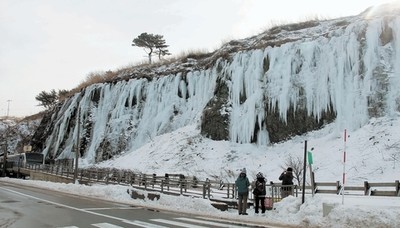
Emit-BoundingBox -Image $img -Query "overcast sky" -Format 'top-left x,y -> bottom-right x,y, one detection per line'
0,0 -> 394,117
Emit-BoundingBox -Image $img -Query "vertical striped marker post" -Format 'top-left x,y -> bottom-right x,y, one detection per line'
342,129 -> 347,205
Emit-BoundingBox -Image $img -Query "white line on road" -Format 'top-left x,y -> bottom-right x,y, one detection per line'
83,207 -> 141,211
92,223 -> 124,228
176,217 -> 245,227
151,218 -> 208,228
123,220 -> 169,228
0,187 -> 136,223
56,226 -> 79,228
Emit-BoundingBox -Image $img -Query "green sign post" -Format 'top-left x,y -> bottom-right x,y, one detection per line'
308,148 -> 315,196
308,151 -> 313,164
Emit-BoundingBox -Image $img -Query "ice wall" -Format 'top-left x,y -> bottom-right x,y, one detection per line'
43,71 -> 217,163
229,15 -> 399,144
41,12 -> 400,164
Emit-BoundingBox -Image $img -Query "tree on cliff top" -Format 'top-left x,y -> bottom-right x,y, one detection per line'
35,89 -> 69,109
132,32 -> 170,64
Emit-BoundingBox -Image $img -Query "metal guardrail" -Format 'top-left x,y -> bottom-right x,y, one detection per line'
2,162 -> 399,209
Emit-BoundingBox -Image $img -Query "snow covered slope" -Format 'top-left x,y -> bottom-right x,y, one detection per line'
30,3 -> 400,184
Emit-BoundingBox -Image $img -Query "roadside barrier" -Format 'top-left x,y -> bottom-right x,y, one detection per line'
2,162 -> 399,210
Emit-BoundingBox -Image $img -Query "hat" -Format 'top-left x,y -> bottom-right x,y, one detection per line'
240,168 -> 247,174
256,172 -> 263,178
287,167 -> 293,172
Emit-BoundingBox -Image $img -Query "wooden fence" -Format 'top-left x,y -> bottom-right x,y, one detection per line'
311,180 -> 400,196
2,162 -> 399,209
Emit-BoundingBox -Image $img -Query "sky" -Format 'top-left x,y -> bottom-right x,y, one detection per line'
0,0 -> 396,117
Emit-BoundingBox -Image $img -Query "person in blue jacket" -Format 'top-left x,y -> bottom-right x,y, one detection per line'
235,168 -> 250,215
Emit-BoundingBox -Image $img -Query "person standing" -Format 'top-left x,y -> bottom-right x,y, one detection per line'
235,168 -> 250,215
253,172 -> 267,214
279,167 -> 294,198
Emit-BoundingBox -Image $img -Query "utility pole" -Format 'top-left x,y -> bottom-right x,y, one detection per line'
6,100 -> 11,118
302,140 -> 307,204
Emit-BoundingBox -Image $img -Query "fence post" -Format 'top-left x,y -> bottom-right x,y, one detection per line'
207,181 -> 211,199
80,169 -> 83,181
165,173 -> 169,191
364,181 -> 369,195
179,174 -> 186,193
152,173 -> 156,188
192,176 -> 198,188
116,170 -> 121,184
336,181 -> 341,194
142,174 -> 147,189
233,183 -> 236,199
106,170 -> 110,184
202,183 -> 206,199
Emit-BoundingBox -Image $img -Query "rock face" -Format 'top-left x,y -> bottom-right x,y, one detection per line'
200,77 -> 337,143
264,103 -> 336,143
201,79 -> 230,141
29,5 -> 400,164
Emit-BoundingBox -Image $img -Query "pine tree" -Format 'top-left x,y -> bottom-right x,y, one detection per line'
132,32 -> 170,64
35,89 -> 58,109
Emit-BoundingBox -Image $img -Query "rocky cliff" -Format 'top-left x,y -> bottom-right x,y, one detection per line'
31,4 -> 400,165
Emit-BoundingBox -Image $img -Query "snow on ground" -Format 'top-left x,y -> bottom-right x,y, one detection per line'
3,116 -> 400,227
95,116 -> 400,186
1,177 -> 399,228
86,116 -> 400,227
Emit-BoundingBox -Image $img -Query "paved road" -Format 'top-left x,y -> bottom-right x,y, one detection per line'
0,182 -> 259,228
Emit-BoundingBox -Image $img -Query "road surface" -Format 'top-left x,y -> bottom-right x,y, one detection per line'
0,181 -> 260,227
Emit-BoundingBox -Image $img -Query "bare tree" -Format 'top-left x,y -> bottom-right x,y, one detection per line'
281,154 -> 304,186
385,142 -> 400,169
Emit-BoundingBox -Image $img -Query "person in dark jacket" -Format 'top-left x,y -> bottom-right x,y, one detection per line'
279,167 -> 294,198
235,168 -> 250,215
253,172 -> 267,214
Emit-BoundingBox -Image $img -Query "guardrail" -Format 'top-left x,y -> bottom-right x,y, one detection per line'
344,180 -> 400,196
2,162 -> 399,209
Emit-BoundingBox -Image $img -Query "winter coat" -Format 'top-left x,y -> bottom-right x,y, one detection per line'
235,174 -> 250,193
279,171 -> 294,185
253,177 -> 267,197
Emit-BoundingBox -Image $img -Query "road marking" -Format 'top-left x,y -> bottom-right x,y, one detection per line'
83,207 -> 140,211
0,187 -> 139,224
152,218 -> 208,228
176,217 -> 245,227
123,220 -> 169,228
92,223 -> 124,228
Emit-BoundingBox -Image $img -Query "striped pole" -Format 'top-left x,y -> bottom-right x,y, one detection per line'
342,129 -> 347,205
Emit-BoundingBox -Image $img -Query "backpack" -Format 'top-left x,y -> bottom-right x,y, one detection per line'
256,182 -> 264,192
253,180 -> 265,195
